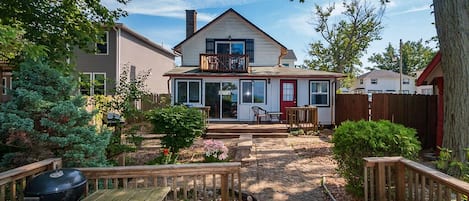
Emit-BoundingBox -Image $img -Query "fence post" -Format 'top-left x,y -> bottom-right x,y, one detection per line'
396,161 -> 405,201
221,174 -> 229,201
377,162 -> 386,201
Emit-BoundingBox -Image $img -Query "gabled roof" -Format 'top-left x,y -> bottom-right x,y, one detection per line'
173,8 -> 287,54
357,69 -> 414,79
115,23 -> 175,58
416,52 -> 441,86
283,49 -> 297,60
164,66 -> 345,78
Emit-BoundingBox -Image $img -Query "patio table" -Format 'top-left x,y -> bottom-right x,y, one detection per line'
82,187 -> 171,201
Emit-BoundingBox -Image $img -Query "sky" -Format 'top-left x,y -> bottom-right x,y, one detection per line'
103,0 -> 436,72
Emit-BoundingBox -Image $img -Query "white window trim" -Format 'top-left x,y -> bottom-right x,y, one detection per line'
371,78 -> 378,84
403,78 -> 410,84
241,80 -> 266,104
175,80 -> 202,105
95,31 -> 109,55
309,80 -> 330,107
215,41 -> 245,55
80,72 -> 106,96
360,79 -> 363,84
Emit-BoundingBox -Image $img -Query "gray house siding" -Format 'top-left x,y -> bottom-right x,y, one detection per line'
75,29 -> 118,94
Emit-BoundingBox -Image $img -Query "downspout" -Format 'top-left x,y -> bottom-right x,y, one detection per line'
331,78 -> 336,126
167,77 -> 172,105
114,26 -> 121,88
278,48 -> 287,66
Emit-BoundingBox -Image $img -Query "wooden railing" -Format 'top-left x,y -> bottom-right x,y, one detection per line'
285,106 -> 318,132
78,162 -> 242,201
0,158 -> 62,201
364,156 -> 469,201
200,54 -> 249,73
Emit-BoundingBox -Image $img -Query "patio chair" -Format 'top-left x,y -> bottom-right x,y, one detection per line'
251,106 -> 268,124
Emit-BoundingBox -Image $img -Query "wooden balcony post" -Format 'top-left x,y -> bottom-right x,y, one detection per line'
395,161 -> 405,201
221,173 -> 229,201
377,162 -> 386,201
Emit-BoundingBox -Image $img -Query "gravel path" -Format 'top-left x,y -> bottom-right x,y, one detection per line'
240,135 -> 340,201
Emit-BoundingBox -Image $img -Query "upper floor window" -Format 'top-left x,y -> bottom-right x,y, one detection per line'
80,72 -> 106,96
282,63 -> 290,67
403,78 -> 410,84
96,31 -> 109,55
360,79 -> 363,84
241,80 -> 265,104
206,39 -> 254,63
2,77 -> 6,95
176,80 -> 201,105
310,81 -> 329,106
371,78 -> 378,84
215,41 -> 245,55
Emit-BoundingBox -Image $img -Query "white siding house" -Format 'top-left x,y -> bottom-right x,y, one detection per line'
280,49 -> 297,67
165,9 -> 344,125
351,70 -> 417,94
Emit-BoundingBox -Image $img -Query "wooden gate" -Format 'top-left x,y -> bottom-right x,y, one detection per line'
335,94 -> 369,125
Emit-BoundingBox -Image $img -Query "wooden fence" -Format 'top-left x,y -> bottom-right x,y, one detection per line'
336,94 -> 437,149
364,157 -> 469,201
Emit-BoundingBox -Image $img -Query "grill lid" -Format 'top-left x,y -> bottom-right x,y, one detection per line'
24,168 -> 87,195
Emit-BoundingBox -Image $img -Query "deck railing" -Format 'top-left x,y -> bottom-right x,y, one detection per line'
0,158 -> 62,201
200,54 -> 249,73
285,106 -> 319,132
78,162 -> 242,201
364,156 -> 469,201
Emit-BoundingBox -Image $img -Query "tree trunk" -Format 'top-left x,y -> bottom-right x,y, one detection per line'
434,0 -> 469,161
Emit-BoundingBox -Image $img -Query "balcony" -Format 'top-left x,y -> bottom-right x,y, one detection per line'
200,54 -> 249,73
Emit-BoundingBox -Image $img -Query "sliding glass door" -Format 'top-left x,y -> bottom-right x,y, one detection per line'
205,82 -> 238,119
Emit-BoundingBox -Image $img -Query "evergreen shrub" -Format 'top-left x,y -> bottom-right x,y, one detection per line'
332,120 -> 421,197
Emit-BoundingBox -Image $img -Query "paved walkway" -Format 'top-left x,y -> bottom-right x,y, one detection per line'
240,137 -> 333,201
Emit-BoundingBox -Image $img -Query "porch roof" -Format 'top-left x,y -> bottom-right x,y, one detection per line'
164,66 -> 345,78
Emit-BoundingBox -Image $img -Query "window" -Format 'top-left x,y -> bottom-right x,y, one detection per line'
402,90 -> 410,94
215,41 -> 245,55
241,80 -> 265,104
371,78 -> 378,84
282,63 -> 290,67
360,79 -> 363,84
403,78 -> 410,84
310,81 -> 329,106
422,88 -> 433,95
96,31 -> 109,55
2,77 -> 6,95
176,80 -> 201,104
80,72 -> 106,95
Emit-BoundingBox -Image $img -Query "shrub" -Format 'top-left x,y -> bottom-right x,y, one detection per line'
146,105 -> 204,154
332,120 -> 421,197
204,139 -> 229,162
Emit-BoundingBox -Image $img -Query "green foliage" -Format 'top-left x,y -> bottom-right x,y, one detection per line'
146,106 -> 204,153
0,0 -> 128,69
147,148 -> 178,165
332,120 -> 421,197
367,39 -> 436,75
0,58 -> 111,168
436,147 -> 469,183
305,0 -> 384,77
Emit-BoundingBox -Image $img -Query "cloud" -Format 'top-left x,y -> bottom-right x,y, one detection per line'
388,5 -> 431,16
278,13 -> 319,38
101,0 -> 258,22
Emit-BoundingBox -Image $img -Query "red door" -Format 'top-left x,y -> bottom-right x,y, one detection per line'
280,80 -> 297,120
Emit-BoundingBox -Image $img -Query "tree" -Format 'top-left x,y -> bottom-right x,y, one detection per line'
305,0 -> 384,77
0,0 -> 128,69
433,0 -> 469,162
367,39 -> 436,75
0,58 -> 111,168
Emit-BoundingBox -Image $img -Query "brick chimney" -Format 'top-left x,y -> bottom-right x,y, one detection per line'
185,10 -> 197,38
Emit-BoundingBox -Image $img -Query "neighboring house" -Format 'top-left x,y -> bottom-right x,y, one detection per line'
351,70 -> 416,94
164,9 -> 344,125
416,52 -> 443,149
75,23 -> 175,96
280,49 -> 297,67
415,69 -> 433,95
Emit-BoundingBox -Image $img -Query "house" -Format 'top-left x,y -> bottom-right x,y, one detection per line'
74,23 -> 175,96
416,52 -> 443,149
164,9 -> 344,124
415,69 -> 433,95
351,70 -> 416,94
280,49 -> 297,67
0,61 -> 12,103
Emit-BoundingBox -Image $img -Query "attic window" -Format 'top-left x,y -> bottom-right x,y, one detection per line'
371,78 -> 378,84
360,79 -> 363,84
403,78 -> 410,84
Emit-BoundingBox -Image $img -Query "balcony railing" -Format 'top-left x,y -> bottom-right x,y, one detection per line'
200,54 -> 249,73
0,158 -> 242,201
364,156 -> 469,201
